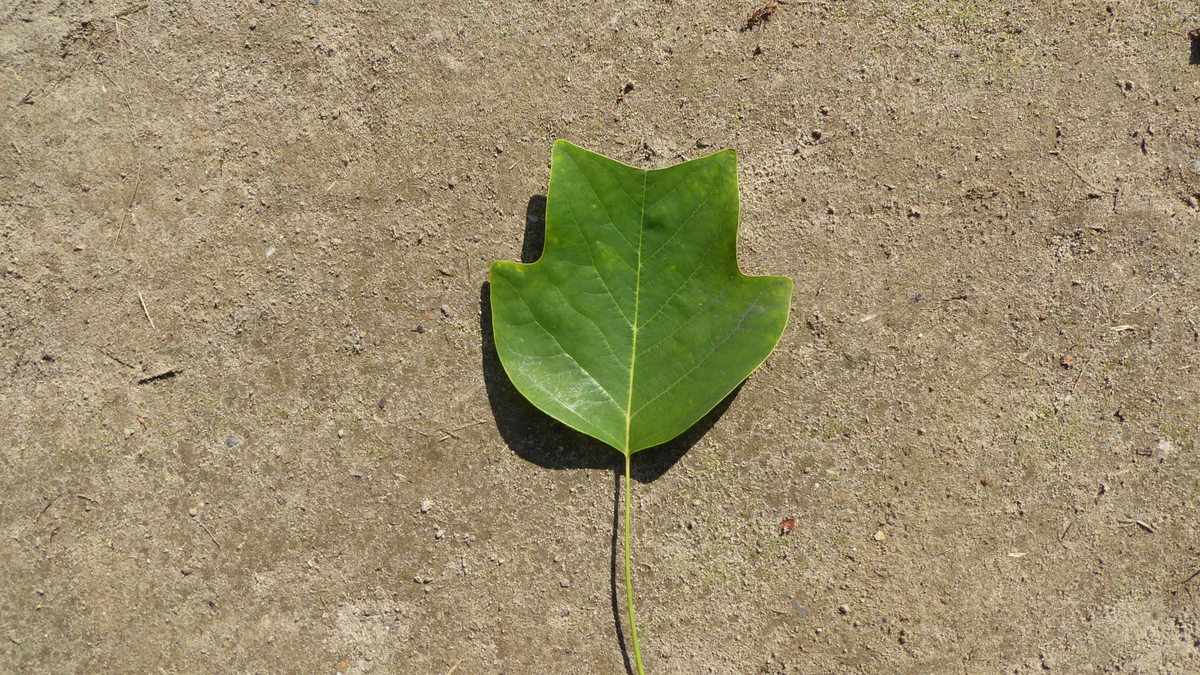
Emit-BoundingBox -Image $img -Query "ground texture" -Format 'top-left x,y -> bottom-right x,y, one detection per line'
3,1 -> 1200,672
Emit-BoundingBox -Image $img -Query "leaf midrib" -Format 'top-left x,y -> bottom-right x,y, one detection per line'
560,147 -> 724,453
623,170 -> 649,454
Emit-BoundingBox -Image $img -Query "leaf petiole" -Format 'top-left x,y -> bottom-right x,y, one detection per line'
624,452 -> 646,674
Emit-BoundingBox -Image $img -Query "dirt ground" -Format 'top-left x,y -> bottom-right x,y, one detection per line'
2,0 -> 1200,672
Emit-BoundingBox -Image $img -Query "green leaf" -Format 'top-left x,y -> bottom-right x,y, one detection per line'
489,140 -> 792,456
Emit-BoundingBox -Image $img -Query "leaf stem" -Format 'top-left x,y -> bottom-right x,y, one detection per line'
624,452 -> 646,674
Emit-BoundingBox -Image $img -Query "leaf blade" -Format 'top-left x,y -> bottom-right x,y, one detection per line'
490,140 -> 792,455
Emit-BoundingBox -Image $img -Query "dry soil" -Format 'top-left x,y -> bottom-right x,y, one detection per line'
3,1 -> 1200,672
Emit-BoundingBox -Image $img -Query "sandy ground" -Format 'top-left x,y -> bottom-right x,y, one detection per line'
3,0 -> 1200,672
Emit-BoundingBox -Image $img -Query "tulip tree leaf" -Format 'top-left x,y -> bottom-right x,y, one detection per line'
489,140 -> 792,456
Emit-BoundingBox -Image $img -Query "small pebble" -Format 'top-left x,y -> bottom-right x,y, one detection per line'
560,579 -> 571,588
337,429 -> 345,439
439,304 -> 451,318
873,530 -> 886,541
838,604 -> 850,615
225,435 -> 241,448
420,498 -> 434,513
188,507 -> 198,518
434,528 -> 445,540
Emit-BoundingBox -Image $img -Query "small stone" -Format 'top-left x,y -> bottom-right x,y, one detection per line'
337,428 -> 345,439
559,579 -> 571,588
413,324 -> 426,334
811,129 -> 822,141
447,176 -> 458,188
1186,195 -> 1198,210
838,604 -> 850,615
434,528 -> 445,540
188,507 -> 198,518
907,206 -> 921,218
439,304 -> 451,318
873,530 -> 886,541
622,80 -> 635,94
225,435 -> 241,448
419,498 -> 434,513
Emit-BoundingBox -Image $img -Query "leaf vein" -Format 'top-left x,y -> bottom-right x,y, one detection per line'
495,275 -> 626,412
561,151 -> 638,251
643,172 -> 720,262
560,198 -> 634,327
632,285 -> 770,417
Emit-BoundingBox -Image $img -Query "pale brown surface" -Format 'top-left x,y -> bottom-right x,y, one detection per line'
3,1 -> 1200,672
